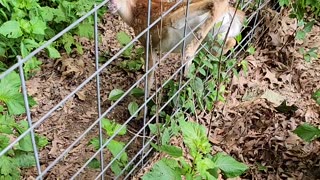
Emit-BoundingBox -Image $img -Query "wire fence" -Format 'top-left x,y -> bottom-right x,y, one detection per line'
0,0 -> 278,179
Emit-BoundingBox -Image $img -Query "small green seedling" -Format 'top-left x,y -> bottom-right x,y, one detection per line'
88,118 -> 129,176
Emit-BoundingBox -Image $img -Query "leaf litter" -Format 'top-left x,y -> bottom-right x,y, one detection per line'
134,7 -> 320,180
18,4 -> 320,180
206,8 -> 320,179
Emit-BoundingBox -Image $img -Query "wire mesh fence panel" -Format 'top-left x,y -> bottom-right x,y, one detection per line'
0,0 -> 280,179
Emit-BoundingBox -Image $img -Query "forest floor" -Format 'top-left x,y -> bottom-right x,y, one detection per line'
22,4 -> 319,180
135,8 -> 320,180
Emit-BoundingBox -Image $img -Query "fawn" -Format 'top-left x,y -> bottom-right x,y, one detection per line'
108,0 -> 245,95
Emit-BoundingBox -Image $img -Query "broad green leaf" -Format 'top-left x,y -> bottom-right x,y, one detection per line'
0,134 -> 10,150
246,46 -> 255,55
0,115 -> 15,135
0,20 -> 23,38
15,121 -> 37,154
158,145 -> 183,158
293,123 -> 320,142
108,89 -> 125,101
180,158 -> 192,174
15,152 -> 36,168
117,31 -> 132,46
40,6 -> 55,21
107,140 -> 128,163
101,118 -> 126,136
198,67 -> 206,76
279,0 -> 289,6
89,137 -> 100,150
0,155 -> 20,177
196,158 -> 217,179
191,77 -> 204,96
77,21 -> 94,38
203,60 -> 213,69
61,33 -> 75,54
23,39 -> 39,50
24,57 -> 42,76
304,20 -> 315,33
296,30 -> 306,40
212,152 -> 248,178
110,160 -> 122,175
36,135 -> 49,148
235,33 -> 242,43
148,123 -> 163,135
128,101 -> 139,117
298,20 -> 305,27
19,19 -> 31,34
52,7 -> 67,23
117,31 -> 133,57
17,134 -> 33,152
12,7 -> 27,19
20,41 -> 29,58
88,158 -> 101,169
304,54 -> 311,62
130,88 -> 144,97
46,45 -> 61,58
0,72 -> 28,115
30,17 -> 47,35
142,158 -> 181,180
179,121 -> 211,157
241,60 -> 248,75
161,128 -> 170,145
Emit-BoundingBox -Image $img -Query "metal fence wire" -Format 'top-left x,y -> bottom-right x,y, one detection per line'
0,0 -> 279,179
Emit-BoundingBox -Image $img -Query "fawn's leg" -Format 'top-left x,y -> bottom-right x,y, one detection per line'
146,50 -> 158,96
183,0 -> 228,76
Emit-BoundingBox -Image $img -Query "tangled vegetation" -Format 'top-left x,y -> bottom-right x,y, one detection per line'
0,0 -> 319,179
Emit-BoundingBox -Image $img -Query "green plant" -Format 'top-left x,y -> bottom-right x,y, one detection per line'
88,118 -> 129,176
278,0 -> 320,143
116,31 -> 144,72
0,72 -> 48,179
279,0 -> 319,62
178,39 -> 240,113
108,9 -> 248,179
293,123 -> 320,142
144,115 -> 248,180
279,0 -> 320,20
108,87 -> 146,118
0,72 -> 36,115
0,0 -> 105,77
298,47 -> 318,62
312,89 -> 320,104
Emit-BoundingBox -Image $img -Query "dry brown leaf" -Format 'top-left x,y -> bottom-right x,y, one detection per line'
75,90 -> 86,101
261,89 -> 285,106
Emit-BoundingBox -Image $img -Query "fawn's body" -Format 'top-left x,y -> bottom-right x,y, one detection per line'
109,0 -> 245,94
